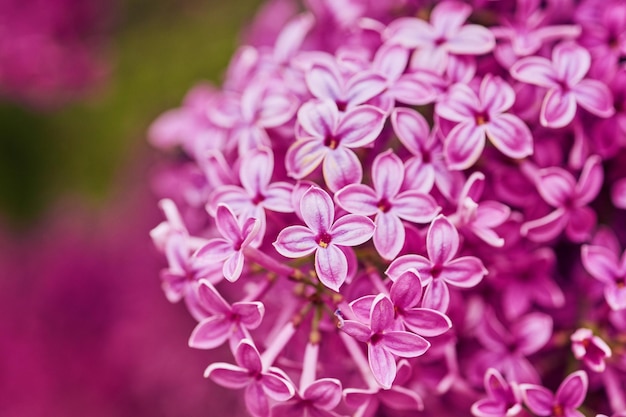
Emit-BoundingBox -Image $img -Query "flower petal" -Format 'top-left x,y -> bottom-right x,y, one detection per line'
427,215 -> 459,266
422,279 -> 450,312
189,316 -> 232,349
297,99 -> 338,138
377,385 -> 424,411
480,74 -> 515,114
274,225 -> 317,258
555,371 -> 587,408
575,155 -> 603,205
513,313 -> 553,356
232,301 -> 265,329
573,79 -> 615,118
581,244 -> 620,284
443,256 -> 486,288
486,114 -> 533,159
346,71 -> 388,105
300,187 -> 334,234
264,182 -> 295,213
245,382 -> 270,417
340,319 -> 371,342
196,279 -> 231,314
322,147 -> 363,192
521,208 -> 569,242
372,150 -> 404,199
390,269 -> 423,309
510,56 -> 558,88
382,331 -> 430,357
386,254 -> 432,283
215,204 -> 242,243
285,138 -> 328,179
374,212 -> 405,260
336,105 -> 386,148
240,148 -> 273,196
447,24 -> 495,55
392,190 -> 440,223
391,107 -> 431,155
553,42 -> 590,85
306,62 -> 342,102
536,167 -> 576,207
334,184 -> 378,216
540,88 -> 577,128
521,384 -> 554,415
436,83 -> 479,122
368,343 -> 396,389
302,378 -> 343,409
261,373 -> 295,401
315,244 -> 348,291
566,206 -> 596,243
235,339 -> 263,373
402,308 -> 452,337
370,294 -> 395,333
444,121 -> 486,170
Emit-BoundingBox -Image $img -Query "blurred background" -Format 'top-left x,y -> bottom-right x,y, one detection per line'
0,0 -> 263,415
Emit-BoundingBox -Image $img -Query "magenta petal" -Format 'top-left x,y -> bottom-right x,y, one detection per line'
215,204 -> 242,241
341,319 -> 372,342
447,25 -> 495,55
302,378 -> 342,409
521,384 -> 554,415
300,187 -> 334,234
322,147 -> 363,192
297,99 -> 338,138
195,238 -> 233,262
443,256 -> 486,288
536,168 -> 576,207
427,215 -> 459,266
480,74 -> 515,114
343,388 -> 375,408
513,313 -> 553,355
510,56 -> 558,88
444,121 -> 486,170
402,308 -> 452,337
392,190 -> 440,223
378,386 -> 424,411
566,206 -> 596,242
235,339 -> 263,373
336,105 -> 386,148
197,279 -> 231,314
555,371 -> 587,408
382,331 -> 430,357
374,212 -> 405,260
350,295 -> 376,323
370,294 -> 395,333
368,343 -> 396,389
189,316 -> 232,349
205,362 -> 251,388
274,225 -> 317,258
285,138 -> 328,179
391,107 -> 431,155
540,88 -> 577,128
264,182 -> 295,213
553,42 -> 590,85
430,1 -> 471,32
573,79 -> 615,118
471,399 -> 508,417
208,186 -> 251,216
373,150 -> 404,198
347,72 -> 388,105
575,155 -> 603,205
403,157 -> 436,194
232,302 -> 265,329
334,184 -> 378,216
315,244 -> 348,291
331,214 -> 375,246
422,279 -> 450,312
386,254 -> 432,283
392,73 -> 438,105
581,245 -> 619,284
261,373 -> 295,401
384,17 -> 436,49
223,251 -> 245,282
605,285 -> 626,310
306,62 -> 342,102
245,383 -> 270,417
521,208 -> 568,242
486,114 -> 533,159
436,84 -> 479,122
390,270 -> 423,309
239,148 -> 273,196
374,43 -> 409,81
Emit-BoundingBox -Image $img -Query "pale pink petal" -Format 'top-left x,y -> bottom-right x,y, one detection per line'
392,190 -> 440,223
223,251 -> 245,282
232,302 -> 265,329
315,244 -> 348,291
436,83 -> 479,122
261,373 -> 295,401
573,79 -> 615,118
273,225 -> 317,258
322,147 -> 363,192
422,279 -> 450,312
205,362 -> 251,388
336,105 -> 386,148
513,313 -> 553,356
370,294 -> 395,334
430,1 -> 471,34
297,99 -> 338,138
343,388 -> 375,408
285,138 -> 328,179
480,74 -> 515,114
486,114 -> 533,159
331,214 -> 375,246
368,343 -> 396,389
540,88 -> 577,128
444,122 -> 486,170
536,168 -> 576,207
306,62 -> 342,102
391,107 -> 431,155
474,201 -> 510,228
373,43 -> 409,81
566,206 -> 596,243
264,182 -> 295,212
215,204 -> 242,243
302,378 -> 342,409
391,73 -> 439,105
240,148 -> 273,196
605,286 -> 626,310
349,295 -> 376,323
235,340 -> 263,373
346,72 -> 388,105
378,386 -> 424,411
374,212 -> 405,260
372,150 -> 404,198
427,215 -> 459,266
402,308 -> 452,337
555,371 -> 587,407
443,256 -> 486,288
581,245 -> 620,284
390,270 -> 423,309
245,383 -> 270,417
300,187 -> 334,234
510,56 -> 558,88
196,279 -> 231,314
341,320 -> 371,342
208,186 -> 251,216
195,238 -> 234,262
520,384 -> 554,415
334,184 -> 378,216
575,155 -> 603,205
258,90 -> 298,127
384,17 -> 436,49
382,331 -> 430,357
553,43 -> 590,85
189,316 -> 232,349
522,209 -> 569,242
386,254 -> 432,283
403,157 -> 436,194
447,25 -> 495,55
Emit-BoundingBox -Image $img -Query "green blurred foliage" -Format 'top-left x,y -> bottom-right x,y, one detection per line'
0,0 -> 261,226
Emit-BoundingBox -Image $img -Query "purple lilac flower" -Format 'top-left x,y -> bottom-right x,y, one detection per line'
520,371 -> 588,417
471,368 -> 522,417
571,328 -> 612,372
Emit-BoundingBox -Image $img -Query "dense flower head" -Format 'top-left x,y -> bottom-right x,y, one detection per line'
149,0 -> 626,415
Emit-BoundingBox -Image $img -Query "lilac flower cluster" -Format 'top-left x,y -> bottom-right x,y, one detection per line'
149,0 -> 626,415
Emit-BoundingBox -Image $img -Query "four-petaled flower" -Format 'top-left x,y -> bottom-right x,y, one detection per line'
570,328 -> 612,372
274,187 -> 375,291
340,294 -> 431,389
335,149 -> 440,260
272,378 -> 343,417
582,242 -> 626,310
520,371 -> 588,417
471,368 -> 522,417
511,42 -> 614,128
